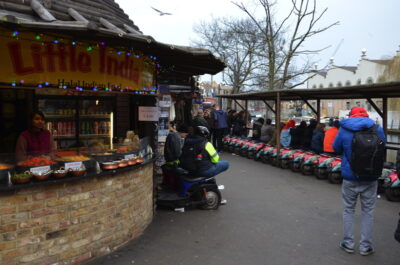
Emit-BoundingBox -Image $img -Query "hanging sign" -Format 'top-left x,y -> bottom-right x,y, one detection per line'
0,32 -> 155,91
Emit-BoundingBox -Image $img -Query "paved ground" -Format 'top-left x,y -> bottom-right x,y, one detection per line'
86,153 -> 399,265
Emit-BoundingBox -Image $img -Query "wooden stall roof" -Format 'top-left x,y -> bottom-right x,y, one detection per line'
0,0 -> 225,75
217,81 -> 400,100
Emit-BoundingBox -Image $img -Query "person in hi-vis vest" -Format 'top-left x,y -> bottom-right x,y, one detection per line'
179,126 -> 229,178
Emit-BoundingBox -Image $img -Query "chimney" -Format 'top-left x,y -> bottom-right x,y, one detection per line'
396,45 -> 400,57
361,48 -> 367,59
314,63 -> 318,70
329,57 -> 334,66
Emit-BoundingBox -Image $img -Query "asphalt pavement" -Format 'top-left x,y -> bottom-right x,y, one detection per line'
85,152 -> 399,265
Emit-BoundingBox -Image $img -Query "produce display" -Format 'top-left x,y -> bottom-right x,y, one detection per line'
18,157 -> 56,167
55,155 -> 91,162
11,172 -> 32,184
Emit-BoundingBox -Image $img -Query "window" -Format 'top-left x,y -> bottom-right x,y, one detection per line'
319,84 -> 324,88
345,81 -> 351,86
357,79 -> 362,85
346,102 -> 351,110
356,101 -> 361,107
367,77 -> 373,84
312,85 -> 317,89
329,83 -> 334,88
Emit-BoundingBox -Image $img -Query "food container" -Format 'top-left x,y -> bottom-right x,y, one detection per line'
11,171 -> 32,185
116,160 -> 128,168
100,162 -> 118,170
127,159 -> 136,166
53,168 -> 68,178
31,169 -> 53,181
68,165 -> 86,177
90,152 -> 115,163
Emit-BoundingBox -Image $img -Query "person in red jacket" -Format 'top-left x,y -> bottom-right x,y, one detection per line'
323,120 -> 340,155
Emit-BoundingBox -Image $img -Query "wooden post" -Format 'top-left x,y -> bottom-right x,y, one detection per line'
317,99 -> 321,122
383,97 -> 388,135
245,100 -> 249,136
276,92 -> 281,154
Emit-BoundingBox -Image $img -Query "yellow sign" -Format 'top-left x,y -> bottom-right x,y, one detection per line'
0,33 -> 155,90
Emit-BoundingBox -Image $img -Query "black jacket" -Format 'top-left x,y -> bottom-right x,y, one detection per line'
179,136 -> 214,173
164,131 -> 183,163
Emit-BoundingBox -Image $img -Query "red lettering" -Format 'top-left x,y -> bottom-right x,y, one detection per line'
31,44 -> 44,73
99,47 -> 105,73
77,53 -> 91,73
131,67 -> 139,84
69,45 -> 76,72
7,42 -> 35,75
106,57 -> 118,75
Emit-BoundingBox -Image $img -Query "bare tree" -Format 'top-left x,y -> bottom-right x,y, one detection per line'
193,17 -> 265,94
234,0 -> 339,89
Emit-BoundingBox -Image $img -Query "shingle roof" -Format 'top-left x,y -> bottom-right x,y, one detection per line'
0,0 -> 225,76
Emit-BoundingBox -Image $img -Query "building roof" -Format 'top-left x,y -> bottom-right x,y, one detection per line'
334,66 -> 357,72
365,59 -> 392,65
0,0 -> 225,76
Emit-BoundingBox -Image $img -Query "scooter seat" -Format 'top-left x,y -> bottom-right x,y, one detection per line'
180,176 -> 208,182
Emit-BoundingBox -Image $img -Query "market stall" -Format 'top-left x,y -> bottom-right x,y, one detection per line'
0,1 -> 224,264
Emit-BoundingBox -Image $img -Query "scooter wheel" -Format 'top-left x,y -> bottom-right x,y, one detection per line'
385,188 -> 400,202
328,172 -> 342,184
291,162 -> 301,172
201,189 -> 221,210
315,168 -> 328,180
280,160 -> 290,169
301,164 -> 313,175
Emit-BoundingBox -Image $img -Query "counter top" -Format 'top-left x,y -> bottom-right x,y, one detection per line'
0,158 -> 154,191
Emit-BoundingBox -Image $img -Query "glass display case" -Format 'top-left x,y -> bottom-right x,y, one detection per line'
37,97 -> 114,150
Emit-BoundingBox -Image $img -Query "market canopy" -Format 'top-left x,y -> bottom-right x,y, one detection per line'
217,81 -> 400,101
0,0 -> 225,76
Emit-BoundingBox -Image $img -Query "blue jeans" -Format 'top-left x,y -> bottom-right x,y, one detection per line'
342,180 -> 378,252
198,161 -> 229,178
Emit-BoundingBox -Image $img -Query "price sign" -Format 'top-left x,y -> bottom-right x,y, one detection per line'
124,154 -> 134,160
138,106 -> 159,121
30,166 -> 51,174
65,161 -> 83,170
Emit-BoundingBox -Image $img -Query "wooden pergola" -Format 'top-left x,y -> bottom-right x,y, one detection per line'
217,81 -> 400,152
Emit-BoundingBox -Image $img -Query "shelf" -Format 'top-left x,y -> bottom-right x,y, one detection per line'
45,114 -> 110,119
45,115 -> 74,119
80,134 -> 110,138
54,134 -> 110,139
80,114 -> 110,119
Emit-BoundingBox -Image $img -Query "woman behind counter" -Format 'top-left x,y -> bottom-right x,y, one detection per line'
15,111 -> 56,161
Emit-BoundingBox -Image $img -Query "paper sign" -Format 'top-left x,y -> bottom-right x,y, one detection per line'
30,166 -> 51,174
124,154 -> 134,160
65,161 -> 83,170
138,106 -> 159,121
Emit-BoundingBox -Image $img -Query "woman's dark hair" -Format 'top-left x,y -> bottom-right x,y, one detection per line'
28,111 -> 46,130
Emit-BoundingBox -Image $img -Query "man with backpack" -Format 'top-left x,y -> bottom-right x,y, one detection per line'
333,107 -> 386,256
179,126 -> 229,178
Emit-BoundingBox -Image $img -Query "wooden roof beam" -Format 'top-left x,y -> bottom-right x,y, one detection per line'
67,8 -> 88,23
99,17 -> 125,35
30,0 -> 56,22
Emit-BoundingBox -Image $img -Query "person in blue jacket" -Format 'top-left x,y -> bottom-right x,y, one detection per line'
310,123 -> 325,154
333,107 -> 386,256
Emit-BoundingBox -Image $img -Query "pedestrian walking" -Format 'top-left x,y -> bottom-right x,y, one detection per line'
333,107 -> 386,256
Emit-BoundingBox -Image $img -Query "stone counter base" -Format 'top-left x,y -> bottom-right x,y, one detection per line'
0,163 -> 153,265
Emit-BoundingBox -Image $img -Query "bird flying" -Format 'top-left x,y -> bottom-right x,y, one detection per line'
151,7 -> 172,16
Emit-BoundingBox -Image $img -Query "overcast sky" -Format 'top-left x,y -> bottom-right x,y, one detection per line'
116,0 -> 400,83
